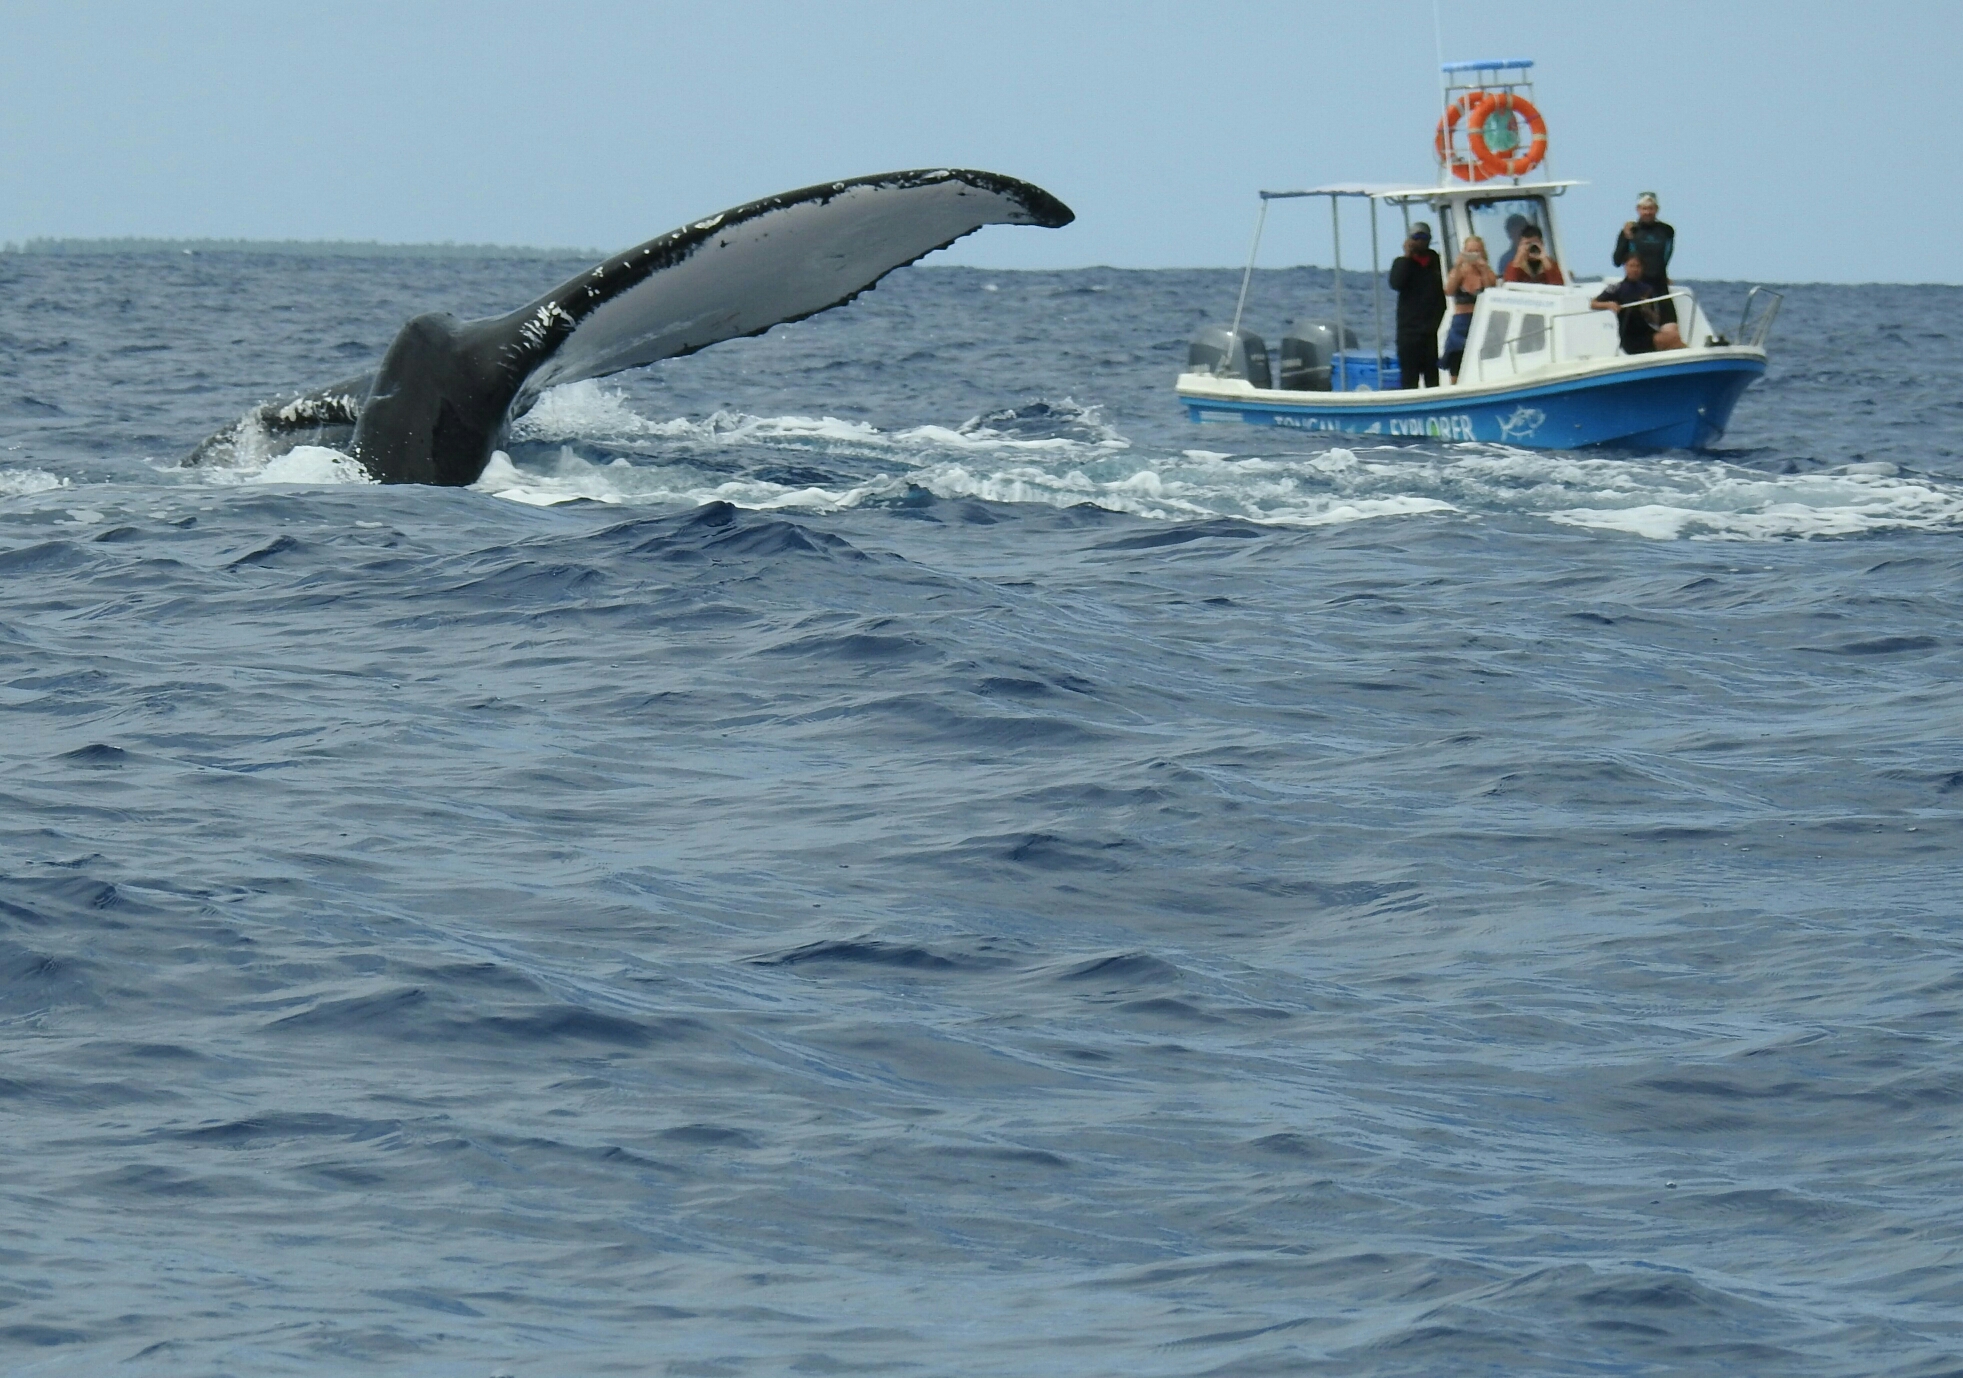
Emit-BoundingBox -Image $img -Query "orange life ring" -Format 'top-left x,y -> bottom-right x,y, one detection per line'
1433,92 -> 1490,183
1466,92 -> 1548,177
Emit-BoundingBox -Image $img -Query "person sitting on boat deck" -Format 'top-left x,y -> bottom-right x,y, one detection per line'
1389,223 -> 1446,389
1442,235 -> 1498,383
1502,224 -> 1565,285
1496,213 -> 1529,275
1591,255 -> 1686,353
1613,191 -> 1676,323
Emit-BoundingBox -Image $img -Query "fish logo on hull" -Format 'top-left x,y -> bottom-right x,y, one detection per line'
1498,406 -> 1546,443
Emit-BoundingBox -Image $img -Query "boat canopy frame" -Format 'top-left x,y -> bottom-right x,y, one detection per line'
1226,187 -> 1411,393
1225,180 -> 1582,391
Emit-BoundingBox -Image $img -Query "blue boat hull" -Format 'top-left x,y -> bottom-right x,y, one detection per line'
1180,353 -> 1766,450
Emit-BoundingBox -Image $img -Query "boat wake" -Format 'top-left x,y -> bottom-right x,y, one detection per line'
485,384 -> 1963,540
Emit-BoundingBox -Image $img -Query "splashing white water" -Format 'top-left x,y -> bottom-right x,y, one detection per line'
198,444 -> 375,487
512,382 -> 702,443
175,381 -> 1963,540
511,381 -> 1131,456
0,468 -> 68,498
1539,467 -> 1960,539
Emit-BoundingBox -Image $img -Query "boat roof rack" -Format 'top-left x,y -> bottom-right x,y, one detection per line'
1259,184 -> 1430,201
1258,181 -> 1581,204
1441,58 -> 1533,72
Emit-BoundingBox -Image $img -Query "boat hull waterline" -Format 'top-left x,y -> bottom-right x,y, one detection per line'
1178,350 -> 1766,450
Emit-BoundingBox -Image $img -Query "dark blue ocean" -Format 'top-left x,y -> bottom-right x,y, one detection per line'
4,249 -> 1962,1377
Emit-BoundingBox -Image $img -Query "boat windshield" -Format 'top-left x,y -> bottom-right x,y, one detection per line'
1466,195 -> 1553,275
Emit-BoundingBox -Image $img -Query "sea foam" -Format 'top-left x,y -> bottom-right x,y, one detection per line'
483,386 -> 1963,539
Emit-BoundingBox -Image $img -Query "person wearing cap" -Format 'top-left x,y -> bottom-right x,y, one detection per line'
1388,223 -> 1446,388
1613,193 -> 1676,323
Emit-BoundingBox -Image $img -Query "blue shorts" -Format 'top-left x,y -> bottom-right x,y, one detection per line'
1443,312 -> 1474,370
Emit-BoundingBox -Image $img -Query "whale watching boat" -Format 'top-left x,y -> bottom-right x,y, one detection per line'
1176,59 -> 1781,449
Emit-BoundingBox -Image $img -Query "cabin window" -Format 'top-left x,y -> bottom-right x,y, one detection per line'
1466,196 -> 1553,275
1516,313 -> 1548,353
1479,311 -> 1512,362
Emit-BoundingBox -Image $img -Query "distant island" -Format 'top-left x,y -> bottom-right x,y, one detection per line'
0,237 -> 603,259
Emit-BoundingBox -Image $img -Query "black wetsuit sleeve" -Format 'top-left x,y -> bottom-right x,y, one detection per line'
1388,257 -> 1411,292
1613,232 -> 1632,267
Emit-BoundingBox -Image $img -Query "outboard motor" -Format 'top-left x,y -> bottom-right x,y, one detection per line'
1188,326 -> 1272,390
1279,321 -> 1360,391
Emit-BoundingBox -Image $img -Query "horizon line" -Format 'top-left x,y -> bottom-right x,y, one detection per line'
1,236 -> 606,259
1,238 -> 1957,287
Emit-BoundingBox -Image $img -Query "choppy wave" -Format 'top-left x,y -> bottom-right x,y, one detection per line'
9,255 -> 1963,1378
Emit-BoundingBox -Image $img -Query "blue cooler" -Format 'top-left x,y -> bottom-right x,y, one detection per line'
1332,352 -> 1401,391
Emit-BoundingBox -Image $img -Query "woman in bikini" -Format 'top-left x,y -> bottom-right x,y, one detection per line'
1442,236 -> 1499,383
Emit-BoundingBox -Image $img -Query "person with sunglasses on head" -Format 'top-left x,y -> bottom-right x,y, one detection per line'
1613,192 -> 1675,323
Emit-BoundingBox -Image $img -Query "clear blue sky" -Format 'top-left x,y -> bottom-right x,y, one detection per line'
0,0 -> 1949,283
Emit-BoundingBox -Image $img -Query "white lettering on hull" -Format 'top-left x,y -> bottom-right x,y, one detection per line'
1265,412 -> 1477,440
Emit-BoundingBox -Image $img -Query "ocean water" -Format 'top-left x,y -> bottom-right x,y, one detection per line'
3,249 -> 1962,1377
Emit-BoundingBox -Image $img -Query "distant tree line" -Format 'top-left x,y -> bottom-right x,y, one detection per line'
0,238 -> 601,259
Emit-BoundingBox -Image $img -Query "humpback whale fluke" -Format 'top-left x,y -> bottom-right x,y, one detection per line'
191,169 -> 1074,486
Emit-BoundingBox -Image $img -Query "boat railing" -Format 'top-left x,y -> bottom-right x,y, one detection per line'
1481,289 -> 1695,378
1736,286 -> 1783,349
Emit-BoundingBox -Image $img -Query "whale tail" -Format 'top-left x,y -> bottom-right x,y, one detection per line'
190,169 -> 1074,484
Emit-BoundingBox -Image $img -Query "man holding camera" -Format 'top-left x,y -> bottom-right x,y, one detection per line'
1501,224 -> 1564,285
1613,192 -> 1675,322
1387,222 -> 1446,388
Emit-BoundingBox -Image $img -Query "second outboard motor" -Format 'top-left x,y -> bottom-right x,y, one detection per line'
1188,326 -> 1271,390
1279,321 -> 1361,391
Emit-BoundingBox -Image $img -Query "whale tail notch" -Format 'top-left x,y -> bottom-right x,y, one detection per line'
189,168 -> 1074,485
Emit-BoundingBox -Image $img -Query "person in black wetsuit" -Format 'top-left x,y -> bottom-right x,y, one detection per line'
1591,255 -> 1685,354
1613,192 -> 1676,323
1388,223 -> 1446,388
